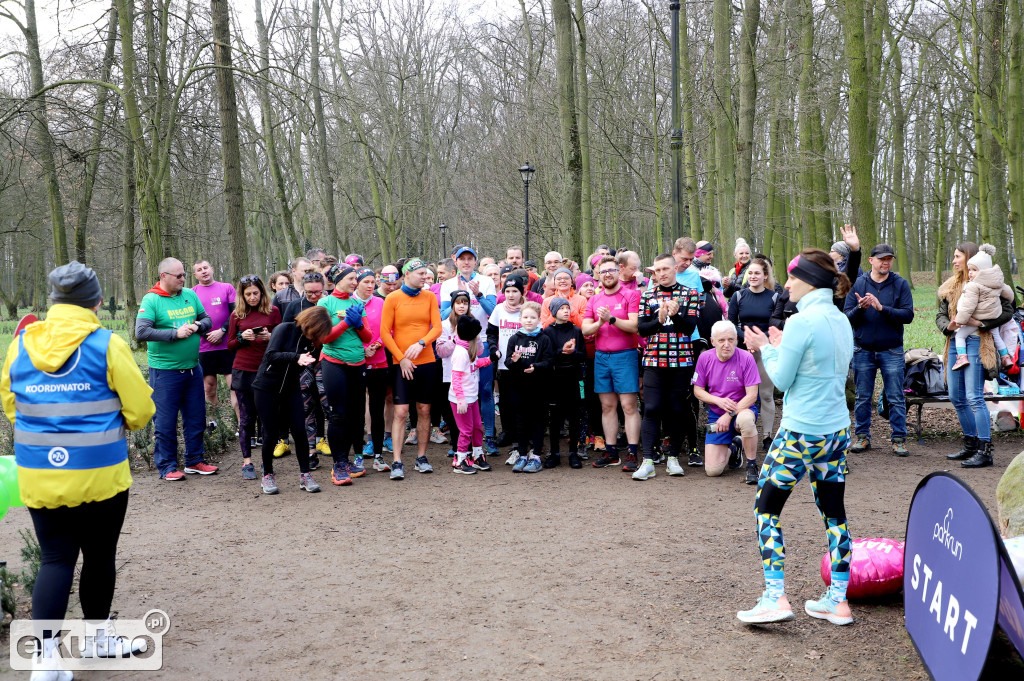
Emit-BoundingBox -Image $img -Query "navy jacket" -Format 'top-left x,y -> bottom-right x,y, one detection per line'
843,271 -> 914,351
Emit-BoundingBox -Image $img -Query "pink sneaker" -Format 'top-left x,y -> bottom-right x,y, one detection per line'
162,470 -> 185,481
184,462 -> 219,475
950,354 -> 970,372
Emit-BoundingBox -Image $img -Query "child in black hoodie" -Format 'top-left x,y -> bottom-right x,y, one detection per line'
505,301 -> 554,473
542,297 -> 586,469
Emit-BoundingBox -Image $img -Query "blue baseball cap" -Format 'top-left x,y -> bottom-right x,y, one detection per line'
454,246 -> 477,260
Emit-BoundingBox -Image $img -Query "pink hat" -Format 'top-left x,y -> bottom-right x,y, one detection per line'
575,273 -> 595,289
787,255 -> 800,273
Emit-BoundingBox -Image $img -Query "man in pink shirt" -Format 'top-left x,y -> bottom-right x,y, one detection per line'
582,255 -> 641,470
192,259 -> 238,428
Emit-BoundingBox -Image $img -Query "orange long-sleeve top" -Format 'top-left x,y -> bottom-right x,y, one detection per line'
380,289 -> 442,365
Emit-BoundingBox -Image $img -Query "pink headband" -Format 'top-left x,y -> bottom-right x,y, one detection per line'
695,249 -> 712,259
787,255 -> 800,273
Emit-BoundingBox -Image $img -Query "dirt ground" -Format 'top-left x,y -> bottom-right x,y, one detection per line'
2,405 -> 1024,680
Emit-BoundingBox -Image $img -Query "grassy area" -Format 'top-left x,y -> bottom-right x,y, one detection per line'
0,309 -> 148,368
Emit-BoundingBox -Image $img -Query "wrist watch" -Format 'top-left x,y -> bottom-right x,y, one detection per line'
609,316 -> 617,325
417,340 -> 426,347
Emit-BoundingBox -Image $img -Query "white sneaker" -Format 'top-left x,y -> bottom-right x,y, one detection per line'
666,456 -> 686,476
429,427 -> 448,444
405,430 -> 418,445
632,459 -> 656,480
505,448 -> 520,465
80,618 -> 148,658
30,637 -> 73,681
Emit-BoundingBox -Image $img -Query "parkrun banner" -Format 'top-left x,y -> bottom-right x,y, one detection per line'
904,472 -> 1024,681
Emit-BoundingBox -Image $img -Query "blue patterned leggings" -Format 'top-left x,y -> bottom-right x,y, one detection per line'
754,427 -> 852,576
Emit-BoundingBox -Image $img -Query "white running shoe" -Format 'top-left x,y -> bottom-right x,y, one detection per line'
666,456 -> 686,476
737,591 -> 795,624
632,459 -> 656,480
505,448 -> 520,466
405,430 -> 418,445
429,427 -> 448,444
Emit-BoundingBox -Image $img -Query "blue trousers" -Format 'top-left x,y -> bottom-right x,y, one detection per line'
852,346 -> 907,440
946,335 -> 991,441
149,367 -> 207,475
479,342 -> 495,437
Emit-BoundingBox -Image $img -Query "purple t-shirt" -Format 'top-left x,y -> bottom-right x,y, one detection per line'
193,281 -> 236,352
584,287 -> 640,352
691,347 -> 760,415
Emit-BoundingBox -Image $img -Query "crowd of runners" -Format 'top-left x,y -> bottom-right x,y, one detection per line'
5,226 -> 1019,671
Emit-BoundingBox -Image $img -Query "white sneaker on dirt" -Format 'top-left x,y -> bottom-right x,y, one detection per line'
505,448 -> 520,466
737,591 -> 795,624
632,459 -> 656,481
405,430 -> 418,445
666,456 -> 686,476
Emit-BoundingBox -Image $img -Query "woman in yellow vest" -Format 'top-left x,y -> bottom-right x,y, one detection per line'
1,261 -> 155,680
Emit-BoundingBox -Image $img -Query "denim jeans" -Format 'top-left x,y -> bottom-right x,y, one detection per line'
479,342 -> 495,437
852,346 -> 907,440
946,335 -> 990,441
149,367 -> 207,475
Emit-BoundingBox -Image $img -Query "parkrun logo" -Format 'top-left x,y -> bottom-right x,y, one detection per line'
25,383 -> 92,393
933,508 -> 963,561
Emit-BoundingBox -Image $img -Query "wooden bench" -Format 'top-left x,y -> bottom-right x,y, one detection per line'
905,394 -> 1020,443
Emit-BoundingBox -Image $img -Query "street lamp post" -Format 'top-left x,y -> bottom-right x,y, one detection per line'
519,162 -> 535,260
439,222 -> 449,259
669,1 -> 684,239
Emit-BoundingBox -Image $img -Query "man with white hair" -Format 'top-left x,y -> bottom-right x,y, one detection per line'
531,251 -> 564,294
692,320 -> 761,484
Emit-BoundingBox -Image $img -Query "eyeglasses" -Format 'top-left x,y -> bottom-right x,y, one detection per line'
597,269 -> 619,276
302,272 -> 324,283
304,288 -> 324,298
162,272 -> 186,280
240,275 -> 261,286
301,268 -> 316,275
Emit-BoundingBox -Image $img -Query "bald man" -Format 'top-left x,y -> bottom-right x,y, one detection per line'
136,257 -> 219,481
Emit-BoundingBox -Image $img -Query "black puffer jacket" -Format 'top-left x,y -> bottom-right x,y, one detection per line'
252,322 -> 315,393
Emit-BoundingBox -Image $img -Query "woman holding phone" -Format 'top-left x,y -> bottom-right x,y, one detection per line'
228,274 -> 281,479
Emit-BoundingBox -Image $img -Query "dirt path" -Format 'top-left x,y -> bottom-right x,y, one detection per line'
2,426 -> 1023,680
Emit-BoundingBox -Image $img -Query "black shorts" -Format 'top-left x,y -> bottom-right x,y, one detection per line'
199,349 -> 235,376
391,361 -> 439,406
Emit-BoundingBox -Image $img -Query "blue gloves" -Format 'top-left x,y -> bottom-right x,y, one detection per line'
344,304 -> 364,329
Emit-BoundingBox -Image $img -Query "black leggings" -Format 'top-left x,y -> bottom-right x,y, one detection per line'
255,385 -> 311,475
440,382 -> 460,449
498,371 -> 518,444
549,370 -> 582,454
512,373 -> 547,454
366,367 -> 389,454
641,366 -> 694,458
321,360 -> 367,461
28,490 -> 129,622
410,358 -> 444,430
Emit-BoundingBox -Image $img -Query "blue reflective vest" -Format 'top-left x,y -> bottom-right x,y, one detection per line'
10,328 -> 127,471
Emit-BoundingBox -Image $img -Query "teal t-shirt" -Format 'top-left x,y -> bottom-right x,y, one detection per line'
317,295 -> 368,364
139,288 -> 205,369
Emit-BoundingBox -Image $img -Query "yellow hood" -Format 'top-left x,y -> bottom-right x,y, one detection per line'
21,304 -> 102,372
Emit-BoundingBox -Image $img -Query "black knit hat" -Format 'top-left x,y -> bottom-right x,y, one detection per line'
456,314 -> 482,342
504,275 -> 526,294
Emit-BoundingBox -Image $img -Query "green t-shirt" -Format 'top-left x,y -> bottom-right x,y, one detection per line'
317,295 -> 367,364
139,288 -> 205,369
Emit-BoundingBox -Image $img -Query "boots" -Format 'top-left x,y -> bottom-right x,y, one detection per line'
961,439 -> 993,468
946,435 -> 979,461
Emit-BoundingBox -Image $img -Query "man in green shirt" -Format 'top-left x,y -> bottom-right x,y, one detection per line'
135,257 -> 219,481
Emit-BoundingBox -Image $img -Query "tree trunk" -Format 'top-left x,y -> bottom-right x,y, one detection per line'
310,0 -> 342,255
888,28 -> 912,286
573,0 -> 593,256
980,0 -> 1010,273
122,134 -> 140,350
553,0 -> 583,260
841,0 -> 877,247
24,0 -> 69,264
1008,0 -> 1024,282
712,0 -> 735,245
679,0 -> 702,239
211,0 -> 249,278
733,0 -> 760,244
74,1 -> 119,264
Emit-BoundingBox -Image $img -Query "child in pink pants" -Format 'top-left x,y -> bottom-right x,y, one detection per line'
449,316 -> 492,474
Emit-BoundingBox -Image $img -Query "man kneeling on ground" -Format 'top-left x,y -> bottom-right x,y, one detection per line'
692,320 -> 761,483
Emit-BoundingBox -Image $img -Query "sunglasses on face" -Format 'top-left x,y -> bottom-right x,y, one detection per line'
162,272 -> 186,280
240,275 -> 261,286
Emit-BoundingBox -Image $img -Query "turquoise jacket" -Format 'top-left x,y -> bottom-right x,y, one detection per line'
761,287 -> 853,435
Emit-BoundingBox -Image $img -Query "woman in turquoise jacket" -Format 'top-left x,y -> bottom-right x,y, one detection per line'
736,249 -> 856,628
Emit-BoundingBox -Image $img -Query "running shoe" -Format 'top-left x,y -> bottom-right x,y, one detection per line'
273,440 -> 291,458
405,430 -> 419,445
316,437 -> 332,455
666,456 -> 685,476
485,436 -> 499,455
390,461 -> 405,480
728,437 -> 743,469
383,436 -> 394,453
592,435 -> 606,451
207,419 -> 217,432
414,456 -> 433,473
523,457 -> 543,473
745,460 -> 759,485
308,453 -> 320,471
447,449 -> 457,459
687,449 -> 703,467
362,441 -> 374,456
892,439 -> 909,457
261,474 -> 279,495
299,472 -> 321,493
577,443 -> 589,460
373,455 -> 391,472
762,436 -> 773,452
470,454 -> 492,472
184,462 -> 218,475
804,593 -> 854,625
543,453 -> 561,468
331,461 -> 352,486
453,459 -> 477,475
737,592 -> 795,623
592,454 -> 620,468
241,463 -> 258,480
350,455 -> 366,477
632,459 -> 656,481
430,427 -> 448,444
505,448 -> 520,466
621,453 -> 638,472
512,455 -> 528,473
568,453 -> 583,469
162,470 -> 185,482
849,436 -> 871,453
